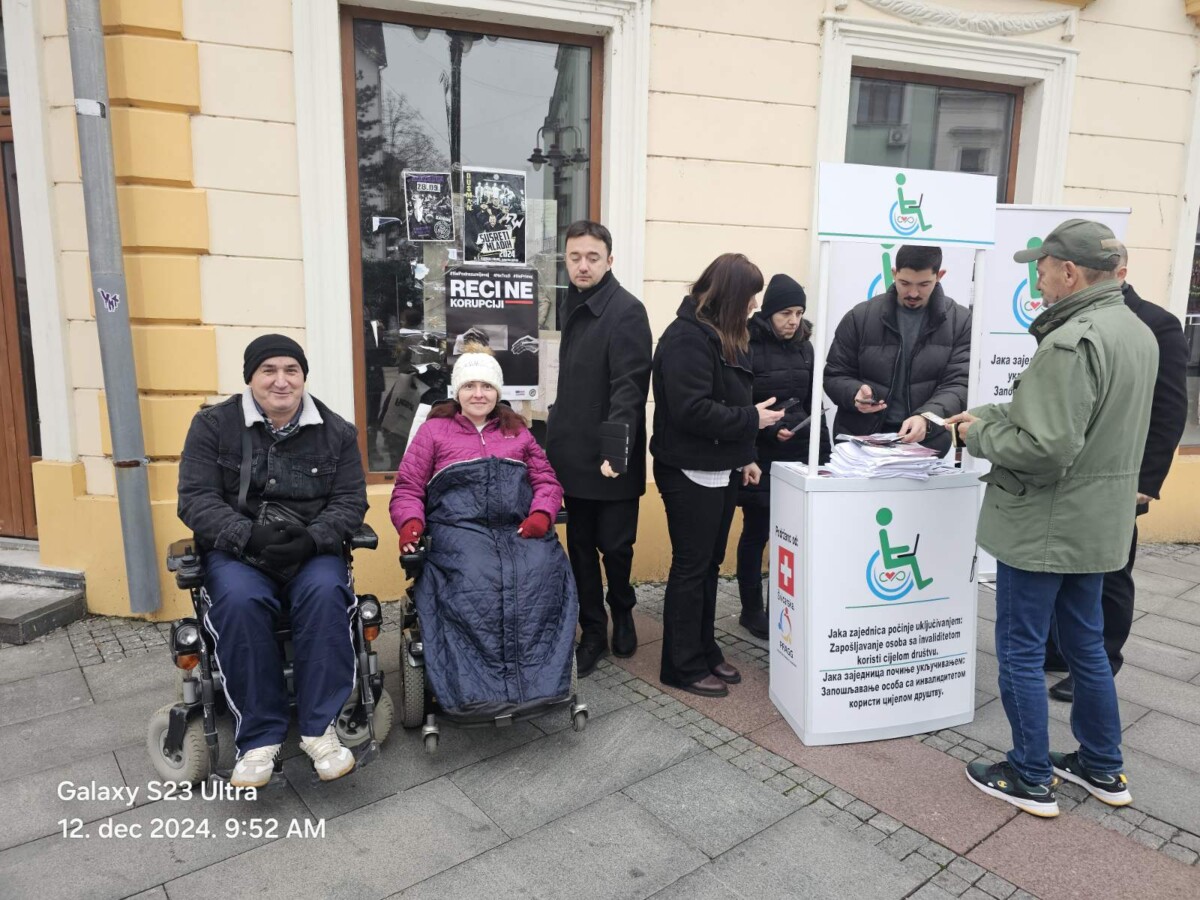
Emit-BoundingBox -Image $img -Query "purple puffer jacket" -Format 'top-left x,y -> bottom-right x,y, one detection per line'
389,412 -> 564,530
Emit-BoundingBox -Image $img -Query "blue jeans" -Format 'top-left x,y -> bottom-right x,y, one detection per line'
994,561 -> 1123,784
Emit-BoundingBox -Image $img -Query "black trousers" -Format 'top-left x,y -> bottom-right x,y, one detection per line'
736,501 -> 771,614
1046,523 -> 1138,675
564,495 -> 640,644
655,462 -> 738,686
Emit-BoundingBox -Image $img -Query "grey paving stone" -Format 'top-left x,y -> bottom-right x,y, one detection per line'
763,773 -> 797,793
904,852 -> 943,880
1100,815 -> 1136,836
852,821 -> 889,846
0,667 -> 92,727
0,633 -> 78,685
1121,633 -> 1200,682
1118,745 -> 1200,835
0,752 -> 136,851
80,651 -> 175,704
932,869 -> 973,896
1131,614 -> 1200,655
398,793 -> 704,899
947,856 -> 986,884
1130,828 -> 1167,850
1133,568 -> 1196,599
909,886 -> 960,900
122,889 -> 167,900
954,696 -> 1076,757
168,777 -> 503,899
824,787 -> 855,808
805,776 -> 833,794
879,825 -> 929,860
1162,843 -> 1199,866
830,809 -> 862,831
0,684 -> 176,781
949,746 -> 978,763
845,799 -> 877,820
1174,831 -> 1200,852
870,812 -> 903,835
1123,712 -> 1200,774
623,751 -> 795,858
919,842 -> 957,866
975,871 -> 1017,899
649,808 -> 922,900
1135,591 -> 1200,627
1134,556 -> 1200,589
925,735 -> 954,752
281,718 -> 542,821
1141,816 -> 1178,839
785,785 -> 817,804
711,743 -> 738,760
531,679 -> 632,735
0,778 -> 312,900
1114,806 -> 1147,826
451,704 -> 696,838
962,889 -> 995,900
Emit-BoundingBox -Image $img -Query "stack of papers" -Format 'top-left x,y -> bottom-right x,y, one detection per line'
827,434 -> 957,480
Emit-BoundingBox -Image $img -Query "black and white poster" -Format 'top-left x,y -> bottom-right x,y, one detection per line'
463,168 -> 526,264
402,170 -> 454,242
445,266 -> 539,400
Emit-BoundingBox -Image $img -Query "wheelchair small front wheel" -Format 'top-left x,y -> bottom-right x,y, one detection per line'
423,732 -> 439,754
146,703 -> 209,785
335,689 -> 394,748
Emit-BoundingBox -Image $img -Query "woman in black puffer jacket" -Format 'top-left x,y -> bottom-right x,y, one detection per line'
650,254 -> 785,698
736,274 -> 830,639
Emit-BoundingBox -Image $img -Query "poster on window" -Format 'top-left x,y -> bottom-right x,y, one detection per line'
463,168 -> 527,264
445,266 -> 539,400
402,171 -> 455,242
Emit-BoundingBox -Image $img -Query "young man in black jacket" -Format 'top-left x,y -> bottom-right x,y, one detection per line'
1047,244 -> 1190,701
546,221 -> 653,676
824,245 -> 971,451
177,335 -> 368,787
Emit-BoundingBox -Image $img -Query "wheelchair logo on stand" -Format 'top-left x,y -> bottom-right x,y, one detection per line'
888,173 -> 932,237
1012,237 -> 1045,329
865,507 -> 933,601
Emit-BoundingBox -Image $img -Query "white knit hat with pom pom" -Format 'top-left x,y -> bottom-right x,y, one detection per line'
450,343 -> 504,396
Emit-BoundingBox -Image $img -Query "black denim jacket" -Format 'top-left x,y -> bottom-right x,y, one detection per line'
177,392 -> 368,556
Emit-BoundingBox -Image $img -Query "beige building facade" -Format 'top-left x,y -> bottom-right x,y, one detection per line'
2,0 -> 1199,618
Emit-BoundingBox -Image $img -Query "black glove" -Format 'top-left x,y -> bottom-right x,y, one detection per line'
246,522 -> 291,556
259,525 -> 318,568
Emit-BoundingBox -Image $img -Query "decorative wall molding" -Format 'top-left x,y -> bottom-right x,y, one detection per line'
854,0 -> 1078,41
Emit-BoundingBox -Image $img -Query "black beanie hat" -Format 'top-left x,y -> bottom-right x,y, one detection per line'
243,334 -> 309,383
762,274 -> 807,318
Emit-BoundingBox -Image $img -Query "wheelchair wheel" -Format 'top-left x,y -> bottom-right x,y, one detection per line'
146,703 -> 209,785
398,635 -> 427,728
335,689 -> 394,748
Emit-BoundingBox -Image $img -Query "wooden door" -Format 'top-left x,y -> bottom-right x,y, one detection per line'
0,96 -> 39,538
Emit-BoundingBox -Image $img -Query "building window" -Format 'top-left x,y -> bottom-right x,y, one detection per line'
846,68 -> 1021,203
1183,214 -> 1200,448
342,11 -> 600,477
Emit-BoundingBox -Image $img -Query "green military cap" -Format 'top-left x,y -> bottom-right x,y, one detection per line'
1013,218 -> 1122,269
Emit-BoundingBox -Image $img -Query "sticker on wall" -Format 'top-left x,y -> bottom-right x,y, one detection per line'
463,167 -> 526,264
402,171 -> 455,242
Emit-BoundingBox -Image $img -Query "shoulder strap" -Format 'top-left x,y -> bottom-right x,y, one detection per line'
238,426 -> 253,517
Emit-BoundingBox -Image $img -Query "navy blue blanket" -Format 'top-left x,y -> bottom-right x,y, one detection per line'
414,457 -> 577,717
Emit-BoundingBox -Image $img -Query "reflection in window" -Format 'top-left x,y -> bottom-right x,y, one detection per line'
846,73 -> 1017,203
351,19 -> 593,473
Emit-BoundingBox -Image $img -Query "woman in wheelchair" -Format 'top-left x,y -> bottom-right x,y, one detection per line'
390,343 -> 579,721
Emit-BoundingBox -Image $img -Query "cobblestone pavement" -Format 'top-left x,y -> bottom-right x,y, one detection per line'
2,544 -> 1199,899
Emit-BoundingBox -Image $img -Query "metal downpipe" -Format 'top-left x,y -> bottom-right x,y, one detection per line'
66,0 -> 161,613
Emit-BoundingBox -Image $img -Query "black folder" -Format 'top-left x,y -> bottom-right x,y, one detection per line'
598,421 -> 631,474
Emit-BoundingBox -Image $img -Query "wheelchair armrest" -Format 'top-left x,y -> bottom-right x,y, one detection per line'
554,509 -> 568,526
349,523 -> 378,551
399,535 -> 430,577
166,538 -> 198,572
166,539 -> 204,590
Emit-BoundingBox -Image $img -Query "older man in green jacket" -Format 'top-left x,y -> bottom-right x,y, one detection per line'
947,220 -> 1157,818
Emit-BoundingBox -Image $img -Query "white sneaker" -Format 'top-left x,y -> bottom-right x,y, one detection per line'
231,744 -> 280,788
300,725 -> 355,781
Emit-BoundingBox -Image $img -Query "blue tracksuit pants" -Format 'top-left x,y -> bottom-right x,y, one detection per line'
202,551 -> 357,756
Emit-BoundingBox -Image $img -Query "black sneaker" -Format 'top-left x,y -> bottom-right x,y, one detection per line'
1050,751 -> 1132,807
739,609 -> 769,640
611,608 -> 637,658
966,761 -> 1059,817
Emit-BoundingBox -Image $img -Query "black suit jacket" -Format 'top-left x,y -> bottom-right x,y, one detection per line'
1123,283 -> 1189,514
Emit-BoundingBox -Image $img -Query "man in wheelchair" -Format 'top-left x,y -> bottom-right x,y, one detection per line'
175,335 -> 370,787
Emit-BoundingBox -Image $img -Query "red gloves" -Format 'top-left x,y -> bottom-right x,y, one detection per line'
398,519 -> 424,550
517,511 -> 551,539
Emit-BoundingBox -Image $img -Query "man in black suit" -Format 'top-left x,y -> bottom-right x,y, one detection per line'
547,221 -> 653,676
1047,243 -> 1190,701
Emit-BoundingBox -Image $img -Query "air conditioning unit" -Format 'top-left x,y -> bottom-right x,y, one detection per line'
887,125 -> 910,147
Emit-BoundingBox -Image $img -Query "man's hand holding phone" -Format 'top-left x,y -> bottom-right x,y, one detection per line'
853,384 -> 887,414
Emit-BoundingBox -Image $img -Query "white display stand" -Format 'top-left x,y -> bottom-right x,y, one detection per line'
768,463 -> 980,745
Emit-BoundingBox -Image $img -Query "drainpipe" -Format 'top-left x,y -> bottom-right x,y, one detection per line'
65,0 -> 161,614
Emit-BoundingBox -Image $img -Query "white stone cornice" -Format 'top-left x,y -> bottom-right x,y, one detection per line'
852,0 -> 1078,41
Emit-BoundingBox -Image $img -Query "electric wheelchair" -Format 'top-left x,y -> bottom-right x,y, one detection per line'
146,524 -> 391,784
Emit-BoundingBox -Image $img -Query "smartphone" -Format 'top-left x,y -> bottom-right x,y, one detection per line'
770,397 -> 800,412
855,391 -> 887,406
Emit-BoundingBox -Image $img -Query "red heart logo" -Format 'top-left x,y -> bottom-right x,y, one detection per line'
1030,301 -> 1042,310
884,571 -> 896,581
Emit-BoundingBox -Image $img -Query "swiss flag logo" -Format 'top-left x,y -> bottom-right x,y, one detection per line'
778,546 -> 795,596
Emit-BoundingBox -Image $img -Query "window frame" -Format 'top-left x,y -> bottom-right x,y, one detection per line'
850,66 -> 1024,204
339,6 -> 604,482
